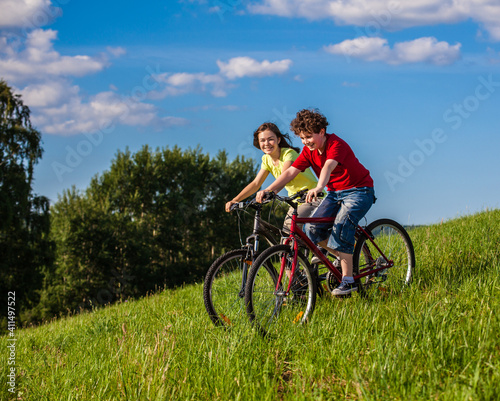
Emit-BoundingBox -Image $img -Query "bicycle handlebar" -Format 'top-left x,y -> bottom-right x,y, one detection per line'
230,188 -> 325,212
262,188 -> 325,207
229,197 -> 269,212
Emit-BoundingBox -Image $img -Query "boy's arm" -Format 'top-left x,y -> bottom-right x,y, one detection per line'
305,159 -> 338,203
281,160 -> 293,172
256,166 -> 301,203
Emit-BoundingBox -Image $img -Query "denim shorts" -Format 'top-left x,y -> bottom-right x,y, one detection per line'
304,187 -> 375,254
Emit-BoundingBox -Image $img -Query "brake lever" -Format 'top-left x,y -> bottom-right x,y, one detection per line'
262,191 -> 276,202
229,201 -> 245,212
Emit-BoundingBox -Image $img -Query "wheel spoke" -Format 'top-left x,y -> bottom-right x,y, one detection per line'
203,249 -> 251,327
354,219 -> 415,297
245,245 -> 317,336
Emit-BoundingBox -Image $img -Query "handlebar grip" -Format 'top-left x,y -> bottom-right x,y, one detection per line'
230,202 -> 244,211
297,190 -> 325,203
262,191 -> 276,202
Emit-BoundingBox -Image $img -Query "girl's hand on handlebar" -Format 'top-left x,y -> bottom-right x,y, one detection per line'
305,187 -> 323,203
225,200 -> 237,212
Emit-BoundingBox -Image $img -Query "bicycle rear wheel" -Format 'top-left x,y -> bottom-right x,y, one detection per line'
203,249 -> 251,327
354,219 -> 415,297
245,244 -> 317,337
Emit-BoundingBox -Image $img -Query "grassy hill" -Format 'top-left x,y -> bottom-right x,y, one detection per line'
2,209 -> 499,400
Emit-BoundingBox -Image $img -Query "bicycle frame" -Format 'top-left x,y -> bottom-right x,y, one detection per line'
233,200 -> 281,297
280,206 -> 394,294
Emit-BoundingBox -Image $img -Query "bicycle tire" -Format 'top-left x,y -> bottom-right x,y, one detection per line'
353,218 -> 415,297
203,249 -> 252,327
245,244 -> 317,337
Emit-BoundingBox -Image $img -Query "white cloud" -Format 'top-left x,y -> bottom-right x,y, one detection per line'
29,86 -> 188,135
0,29 -> 107,84
342,81 -> 360,87
149,56 -> 293,99
248,0 -> 500,41
1,26 -> 186,135
20,79 -> 79,107
325,36 -> 461,65
325,37 -> 391,62
1,22 -> 291,134
150,72 -> 230,98
393,37 -> 461,65
106,46 -> 127,57
217,56 -> 292,80
0,0 -> 61,29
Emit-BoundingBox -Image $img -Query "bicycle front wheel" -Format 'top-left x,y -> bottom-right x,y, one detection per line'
245,244 -> 317,337
203,249 -> 252,327
354,219 -> 415,296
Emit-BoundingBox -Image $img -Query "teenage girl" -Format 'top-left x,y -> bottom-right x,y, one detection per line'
226,122 -> 321,229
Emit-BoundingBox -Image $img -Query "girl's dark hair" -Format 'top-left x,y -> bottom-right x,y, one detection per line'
290,108 -> 329,136
253,122 -> 300,153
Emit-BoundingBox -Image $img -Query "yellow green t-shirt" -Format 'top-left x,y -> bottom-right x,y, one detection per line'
261,148 -> 318,196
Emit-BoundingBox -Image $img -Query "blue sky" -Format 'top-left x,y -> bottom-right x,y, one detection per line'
1,0 -> 499,225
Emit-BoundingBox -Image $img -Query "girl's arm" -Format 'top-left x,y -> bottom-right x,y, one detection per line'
305,159 -> 338,203
225,169 -> 270,212
256,166 -> 301,203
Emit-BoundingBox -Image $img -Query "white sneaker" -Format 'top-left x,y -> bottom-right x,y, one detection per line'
311,255 -> 322,264
311,248 -> 328,265
311,252 -> 341,267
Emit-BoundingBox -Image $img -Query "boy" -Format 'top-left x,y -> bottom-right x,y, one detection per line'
256,108 -> 375,295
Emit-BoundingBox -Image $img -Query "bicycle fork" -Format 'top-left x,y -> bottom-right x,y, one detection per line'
238,232 -> 259,297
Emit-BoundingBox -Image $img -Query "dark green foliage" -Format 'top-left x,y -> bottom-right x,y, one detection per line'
42,145 -> 258,316
0,80 -> 54,327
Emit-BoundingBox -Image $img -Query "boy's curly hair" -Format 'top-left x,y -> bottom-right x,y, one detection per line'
290,108 -> 329,136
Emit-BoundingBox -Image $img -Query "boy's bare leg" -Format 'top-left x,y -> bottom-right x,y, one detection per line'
318,240 -> 353,277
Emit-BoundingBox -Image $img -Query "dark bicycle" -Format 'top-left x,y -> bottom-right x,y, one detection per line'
203,198 -> 283,327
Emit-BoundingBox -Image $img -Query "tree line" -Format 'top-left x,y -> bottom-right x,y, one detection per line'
0,79 -> 264,329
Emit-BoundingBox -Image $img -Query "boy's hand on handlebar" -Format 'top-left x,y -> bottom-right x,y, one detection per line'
256,190 -> 272,203
305,187 -> 323,203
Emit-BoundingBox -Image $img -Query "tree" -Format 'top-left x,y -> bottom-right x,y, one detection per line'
43,145 -> 258,315
0,80 -> 54,326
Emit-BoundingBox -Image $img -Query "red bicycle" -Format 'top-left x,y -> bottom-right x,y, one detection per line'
244,189 -> 416,336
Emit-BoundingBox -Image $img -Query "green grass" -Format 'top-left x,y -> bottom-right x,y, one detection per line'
2,209 -> 500,400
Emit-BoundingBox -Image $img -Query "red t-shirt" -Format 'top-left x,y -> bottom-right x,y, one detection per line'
292,133 -> 373,191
